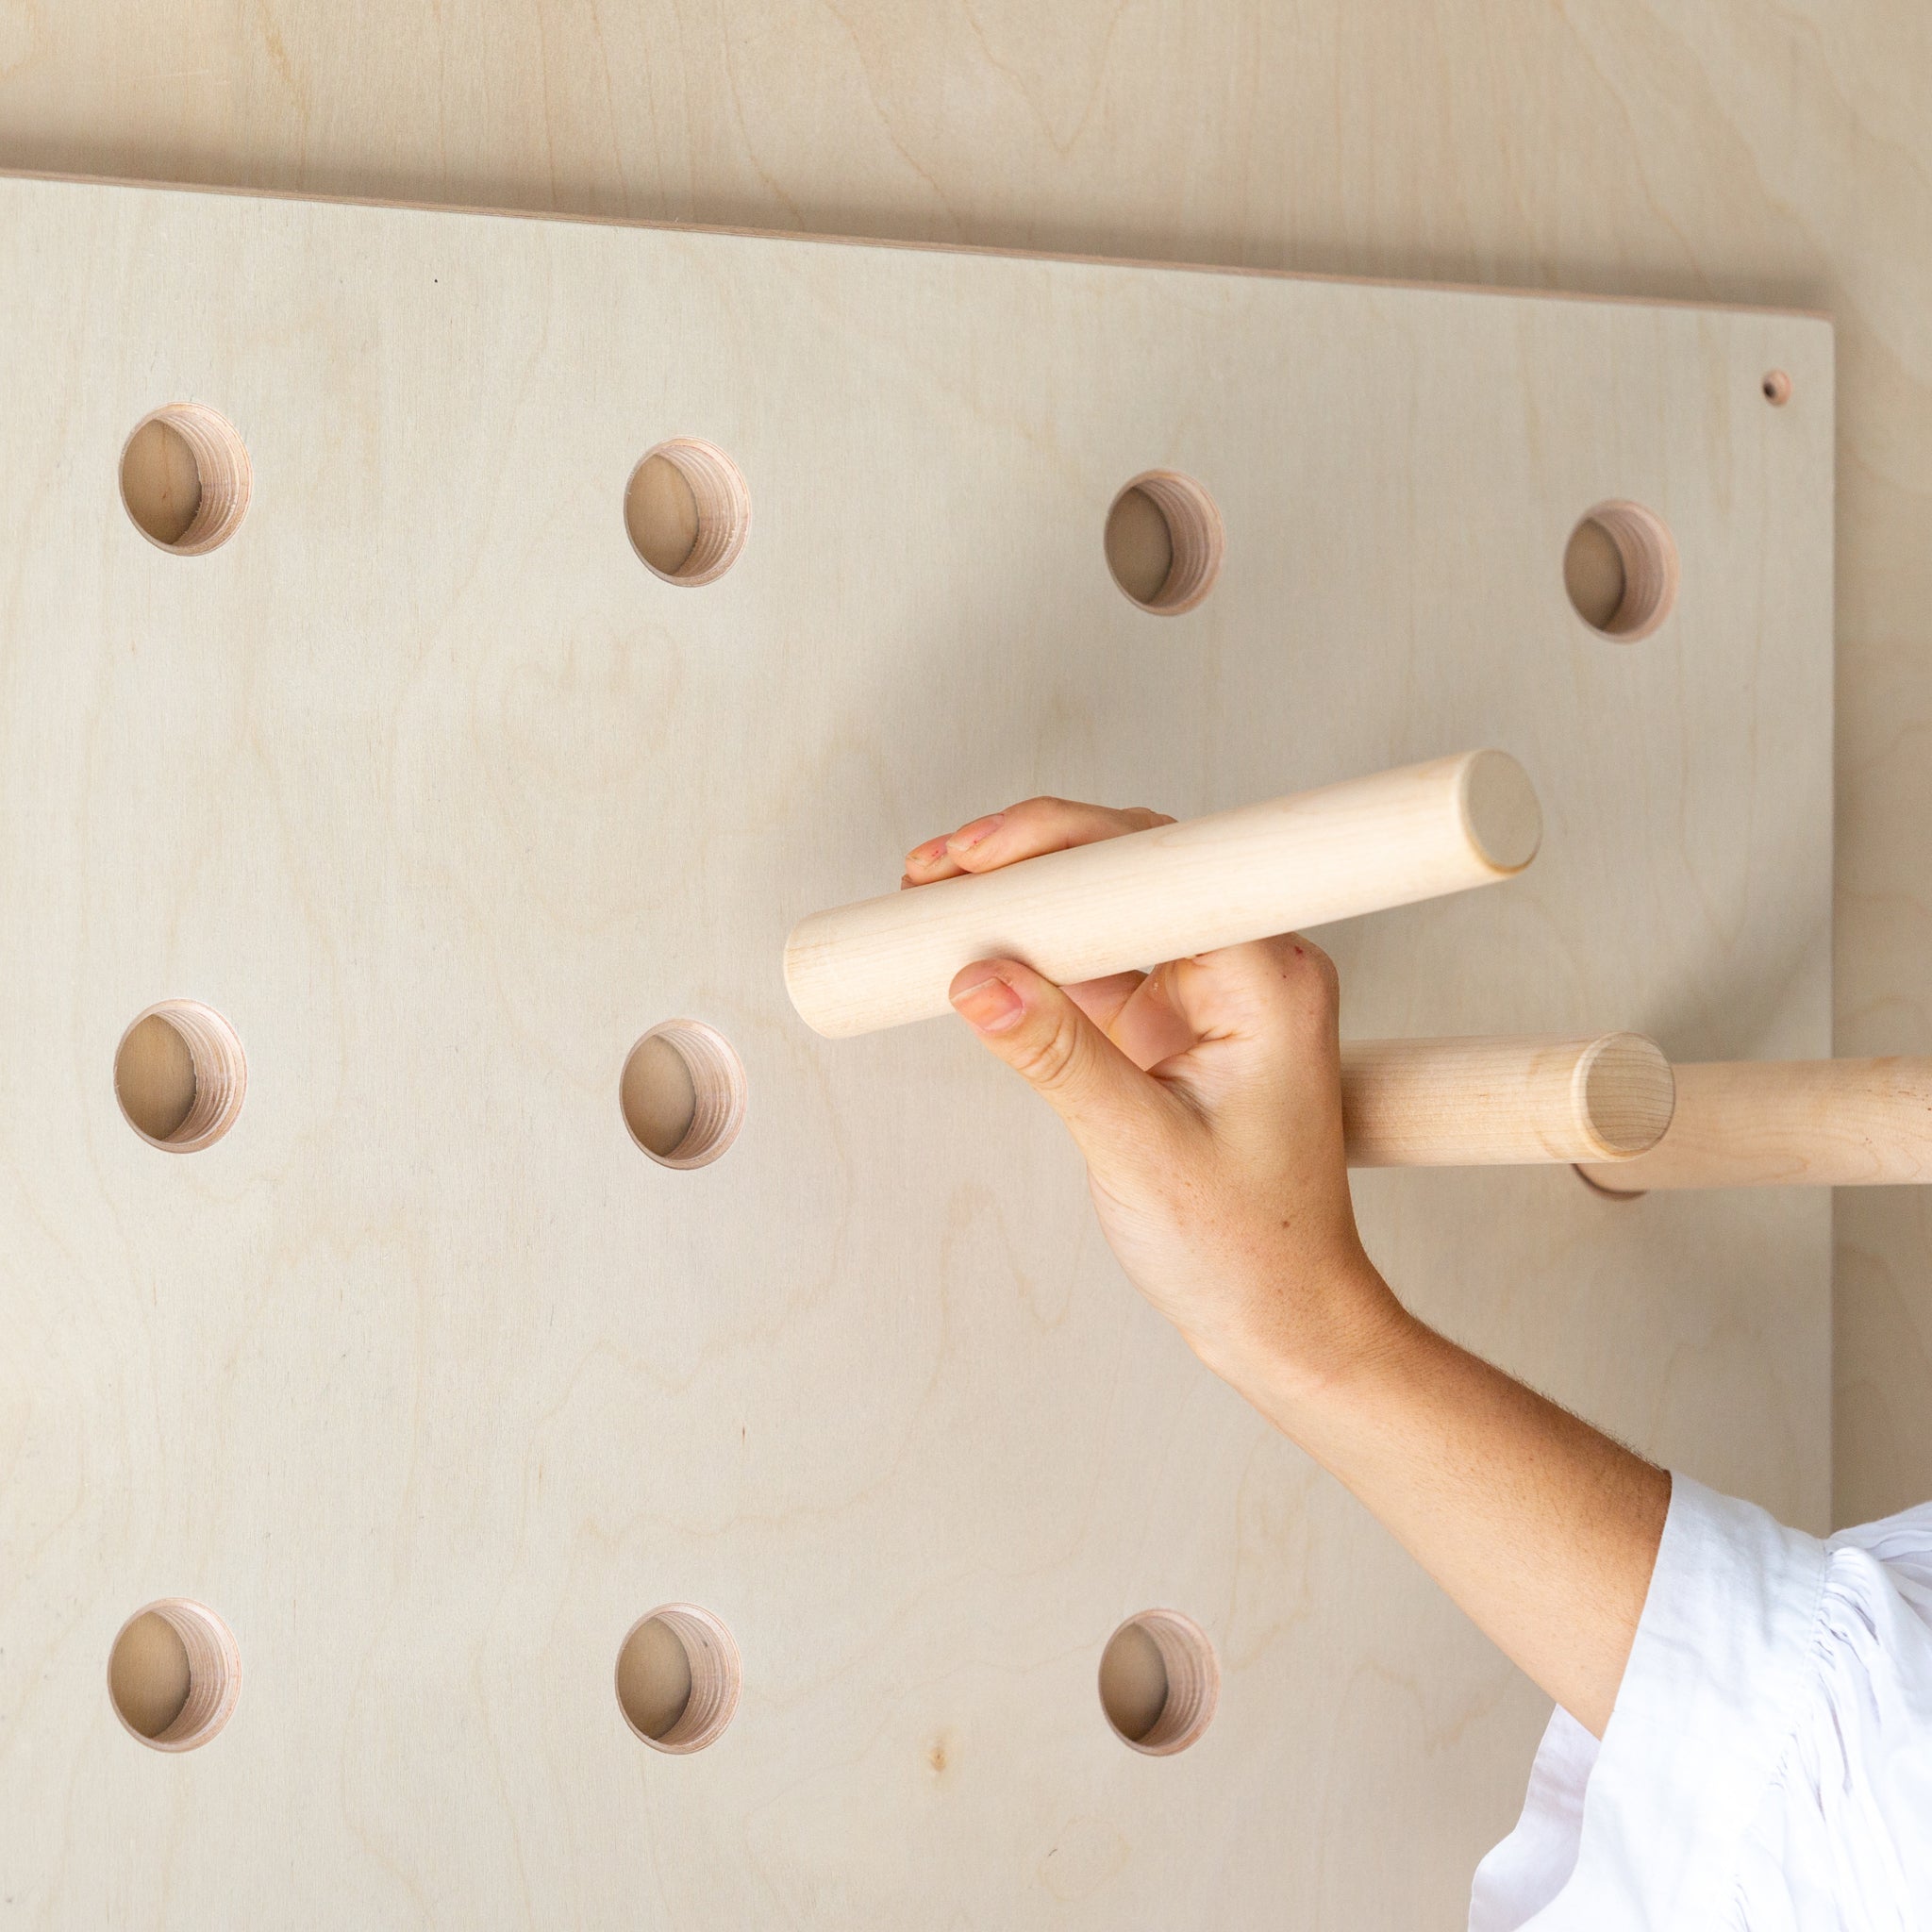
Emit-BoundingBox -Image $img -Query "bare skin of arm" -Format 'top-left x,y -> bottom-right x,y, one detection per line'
903,796 -> 1670,1739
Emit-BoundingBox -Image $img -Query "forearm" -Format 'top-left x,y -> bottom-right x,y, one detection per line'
1208,1267 -> 1670,1738
927,874 -> 1668,1736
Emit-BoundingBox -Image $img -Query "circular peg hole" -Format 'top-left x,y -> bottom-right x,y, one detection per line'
615,1604 -> 741,1752
108,1599 -> 242,1751
1574,1164 -> 1647,1202
1563,500 -> 1678,641
620,1021 -> 747,1169
114,1001 -> 247,1152
1761,369 -> 1792,407
1105,471 -> 1224,613
1098,1607 -> 1219,1755
625,440 -> 751,585
120,405 -> 252,554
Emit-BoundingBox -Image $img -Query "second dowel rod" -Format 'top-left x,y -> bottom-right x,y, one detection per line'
1576,1058 -> 1932,1190
1343,1033 -> 1674,1168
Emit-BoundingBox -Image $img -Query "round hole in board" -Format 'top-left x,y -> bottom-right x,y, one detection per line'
1562,500 -> 1679,641
1761,369 -> 1792,407
1104,471 -> 1224,613
114,1001 -> 247,1152
1574,1164 -> 1647,1203
625,440 -> 751,585
614,1605 -> 741,1752
1098,1607 -> 1219,1755
108,1599 -> 242,1751
119,405 -> 252,555
620,1021 -> 748,1170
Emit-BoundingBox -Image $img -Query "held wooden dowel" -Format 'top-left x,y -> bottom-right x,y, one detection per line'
1343,1034 -> 1675,1167
1577,1058 -> 1932,1191
785,751 -> 1541,1038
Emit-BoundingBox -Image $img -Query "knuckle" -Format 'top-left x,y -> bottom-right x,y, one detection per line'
1270,932 -> 1337,987
1295,938 -> 1341,1001
1293,933 -> 1335,971
1224,940 -> 1294,991
1008,1014 -> 1086,1091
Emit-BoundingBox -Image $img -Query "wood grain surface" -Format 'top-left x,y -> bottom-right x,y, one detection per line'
1342,1033 -> 1674,1168
3,0 -> 1920,1537
0,169 -> 1830,1929
1579,1058 -> 1932,1191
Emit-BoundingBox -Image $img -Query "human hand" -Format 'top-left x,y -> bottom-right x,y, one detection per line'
905,798 -> 1668,1738
902,797 -> 1404,1396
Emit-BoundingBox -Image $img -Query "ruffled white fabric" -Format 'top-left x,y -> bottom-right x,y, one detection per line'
1469,1475 -> 1932,1930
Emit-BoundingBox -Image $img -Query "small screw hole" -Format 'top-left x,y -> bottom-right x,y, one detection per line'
625,440 -> 751,585
108,1599 -> 242,1751
1105,472 -> 1224,613
1563,500 -> 1678,641
120,405 -> 252,554
1761,370 -> 1792,407
615,1605 -> 741,1752
620,1020 -> 747,1169
114,1001 -> 247,1151
1098,1608 -> 1219,1755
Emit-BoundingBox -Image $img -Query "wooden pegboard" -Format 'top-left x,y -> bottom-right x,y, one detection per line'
0,173 -> 1832,1927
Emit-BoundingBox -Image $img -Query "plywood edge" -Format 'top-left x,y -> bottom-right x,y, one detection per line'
0,166 -> 1836,330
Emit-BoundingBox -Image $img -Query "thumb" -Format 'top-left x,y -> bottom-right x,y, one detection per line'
949,958 -> 1171,1156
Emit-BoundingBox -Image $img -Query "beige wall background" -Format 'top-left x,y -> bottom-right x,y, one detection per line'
2,0 -> 1926,1526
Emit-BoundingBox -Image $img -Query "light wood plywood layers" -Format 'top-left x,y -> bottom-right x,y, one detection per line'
0,174 -> 1830,1928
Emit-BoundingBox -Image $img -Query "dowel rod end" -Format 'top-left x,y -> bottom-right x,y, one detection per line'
1576,1032 -> 1676,1159
1459,751 -> 1542,875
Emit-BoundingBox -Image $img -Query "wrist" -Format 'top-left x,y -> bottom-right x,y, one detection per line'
1189,1251 -> 1416,1418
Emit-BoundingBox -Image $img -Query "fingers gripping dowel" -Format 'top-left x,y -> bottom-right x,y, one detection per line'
784,751 -> 1542,1039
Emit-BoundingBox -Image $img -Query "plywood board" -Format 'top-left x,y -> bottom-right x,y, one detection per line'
0,173 -> 1832,1928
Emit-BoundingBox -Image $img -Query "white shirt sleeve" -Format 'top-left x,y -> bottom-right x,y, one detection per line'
1468,1474 -> 1932,1930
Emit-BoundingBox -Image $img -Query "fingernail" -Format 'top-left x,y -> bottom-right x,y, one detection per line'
952,973 -> 1024,1033
904,836 -> 949,869
947,813 -> 1006,854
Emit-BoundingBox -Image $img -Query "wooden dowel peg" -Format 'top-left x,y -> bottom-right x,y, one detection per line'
1343,1034 -> 1674,1167
785,751 -> 1541,1038
1577,1058 -> 1932,1191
